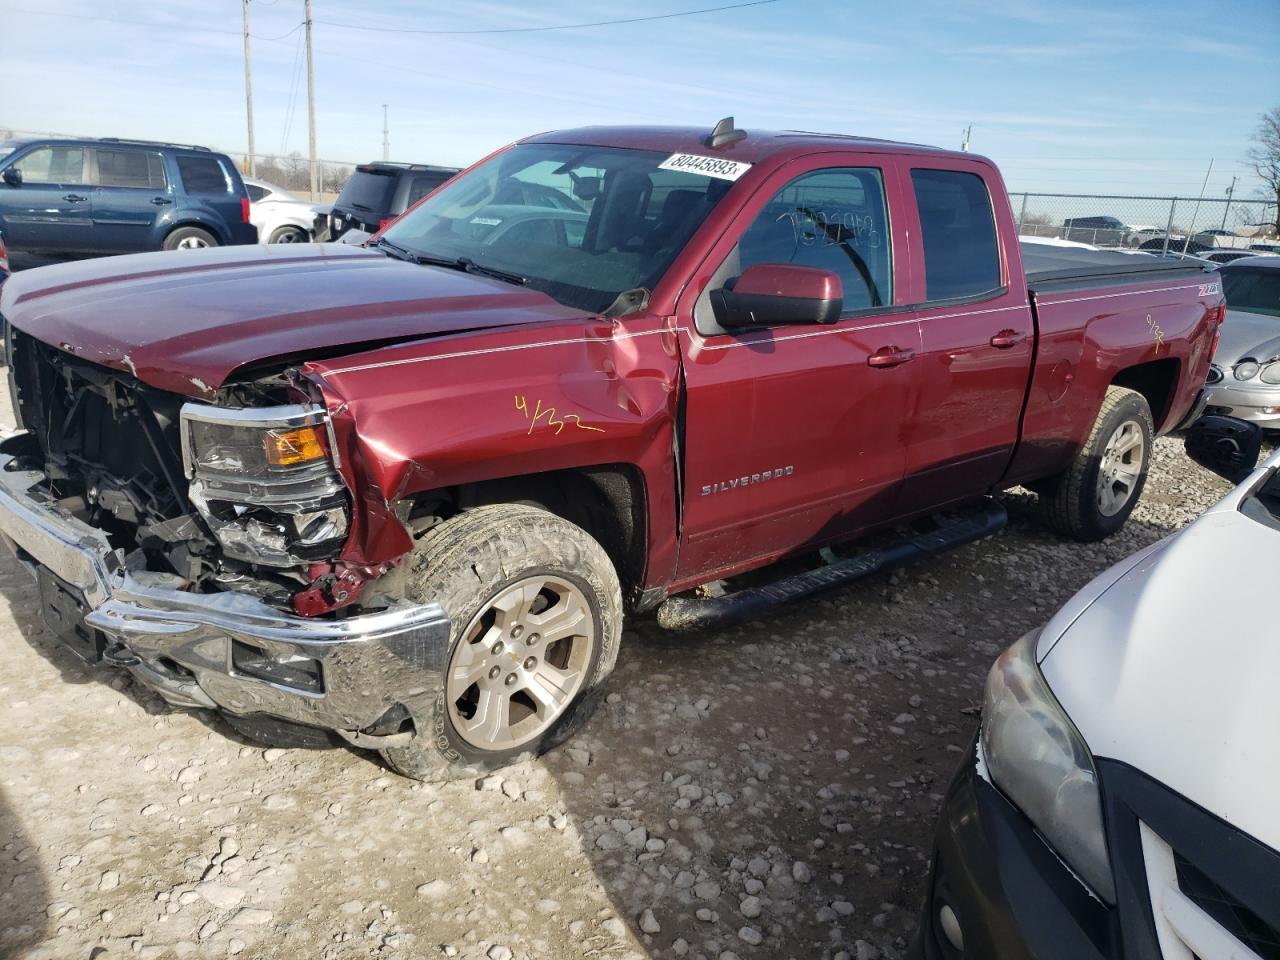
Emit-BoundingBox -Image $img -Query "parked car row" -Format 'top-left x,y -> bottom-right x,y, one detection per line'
0,136 -> 461,261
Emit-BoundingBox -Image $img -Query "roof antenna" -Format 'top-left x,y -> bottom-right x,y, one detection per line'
706,116 -> 747,149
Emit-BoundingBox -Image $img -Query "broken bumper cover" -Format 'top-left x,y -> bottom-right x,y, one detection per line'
0,444 -> 449,736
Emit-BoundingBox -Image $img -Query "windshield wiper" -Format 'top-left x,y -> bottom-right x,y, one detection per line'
453,257 -> 528,287
370,240 -> 528,287
370,236 -> 422,263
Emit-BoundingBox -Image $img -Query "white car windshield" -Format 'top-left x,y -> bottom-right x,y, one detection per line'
381,142 -> 738,314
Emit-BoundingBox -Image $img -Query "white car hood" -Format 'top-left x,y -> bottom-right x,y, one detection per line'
1038,466 -> 1280,853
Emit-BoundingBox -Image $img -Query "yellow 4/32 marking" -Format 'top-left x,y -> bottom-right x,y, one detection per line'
1146,314 -> 1165,356
514,395 -> 605,436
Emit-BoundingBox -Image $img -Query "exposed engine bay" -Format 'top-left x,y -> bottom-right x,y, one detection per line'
6,329 -> 353,610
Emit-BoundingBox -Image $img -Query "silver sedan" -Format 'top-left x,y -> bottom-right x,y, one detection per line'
1205,256 -> 1280,425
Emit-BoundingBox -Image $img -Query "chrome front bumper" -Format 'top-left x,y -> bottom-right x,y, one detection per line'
0,444 -> 450,736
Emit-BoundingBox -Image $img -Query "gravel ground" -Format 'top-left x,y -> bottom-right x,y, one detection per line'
0,377 -> 1251,960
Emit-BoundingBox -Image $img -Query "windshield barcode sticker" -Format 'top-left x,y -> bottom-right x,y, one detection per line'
658,154 -> 752,181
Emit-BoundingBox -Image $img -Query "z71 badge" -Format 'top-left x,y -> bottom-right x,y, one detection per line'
701,465 -> 794,496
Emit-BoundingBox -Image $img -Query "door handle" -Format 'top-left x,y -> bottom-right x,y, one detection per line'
989,329 -> 1026,349
63,194 -> 88,203
867,346 -> 916,368
151,197 -> 173,205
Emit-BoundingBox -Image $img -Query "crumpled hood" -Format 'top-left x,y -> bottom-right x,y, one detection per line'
1214,308 -> 1280,365
0,243 -> 587,398
1037,464 -> 1280,854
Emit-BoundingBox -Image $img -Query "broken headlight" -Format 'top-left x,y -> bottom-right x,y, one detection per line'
181,403 -> 349,567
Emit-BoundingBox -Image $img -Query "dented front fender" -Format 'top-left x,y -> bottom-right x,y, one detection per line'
303,315 -> 683,586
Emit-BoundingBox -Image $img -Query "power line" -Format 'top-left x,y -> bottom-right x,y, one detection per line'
314,0 -> 779,36
0,5 -> 302,42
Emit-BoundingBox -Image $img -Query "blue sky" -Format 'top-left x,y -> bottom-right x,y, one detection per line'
1,0 -> 1276,199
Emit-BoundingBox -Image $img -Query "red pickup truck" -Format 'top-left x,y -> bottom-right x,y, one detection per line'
0,120 -> 1220,780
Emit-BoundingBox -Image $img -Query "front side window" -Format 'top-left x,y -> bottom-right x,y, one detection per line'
734,167 -> 892,311
382,142 -> 737,314
911,168 -> 1002,301
96,149 -> 166,189
177,156 -> 231,194
9,145 -> 86,184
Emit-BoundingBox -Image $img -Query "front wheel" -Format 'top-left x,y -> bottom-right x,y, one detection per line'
1039,386 -> 1154,542
381,504 -> 622,782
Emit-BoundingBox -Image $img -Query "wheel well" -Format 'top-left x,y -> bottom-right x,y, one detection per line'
417,465 -> 648,604
165,221 -> 222,243
1111,358 -> 1180,430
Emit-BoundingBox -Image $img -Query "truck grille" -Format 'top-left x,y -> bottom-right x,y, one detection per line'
9,328 -> 191,532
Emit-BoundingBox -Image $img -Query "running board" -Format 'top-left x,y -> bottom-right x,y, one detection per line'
655,500 -> 1007,632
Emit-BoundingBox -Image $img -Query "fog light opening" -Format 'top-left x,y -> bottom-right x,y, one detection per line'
939,903 -> 964,952
231,640 -> 324,693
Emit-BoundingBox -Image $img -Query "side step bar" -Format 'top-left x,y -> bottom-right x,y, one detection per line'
656,500 -> 1007,632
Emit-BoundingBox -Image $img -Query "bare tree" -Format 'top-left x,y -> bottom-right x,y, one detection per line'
1246,107 -> 1280,236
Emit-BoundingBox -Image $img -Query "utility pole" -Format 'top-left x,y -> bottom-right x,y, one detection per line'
1181,158 -> 1213,255
1220,175 -> 1237,233
960,124 -> 972,152
241,0 -> 256,177
382,104 -> 390,161
304,0 -> 318,200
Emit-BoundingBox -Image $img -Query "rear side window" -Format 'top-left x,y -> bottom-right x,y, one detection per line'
12,145 -> 86,184
245,183 -> 268,202
911,169 -> 1002,301
177,156 -> 231,194
96,149 -> 166,189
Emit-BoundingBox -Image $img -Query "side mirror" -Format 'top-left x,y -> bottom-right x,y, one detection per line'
2,167 -> 21,186
1185,415 -> 1263,484
711,263 -> 843,328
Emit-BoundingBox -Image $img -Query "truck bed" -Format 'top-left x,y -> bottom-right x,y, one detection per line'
1021,241 -> 1213,294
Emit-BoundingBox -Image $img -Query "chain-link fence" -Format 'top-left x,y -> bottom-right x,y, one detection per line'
1010,192 -> 1279,254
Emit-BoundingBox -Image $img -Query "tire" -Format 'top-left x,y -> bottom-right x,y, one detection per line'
380,504 -> 622,782
268,225 -> 309,244
1039,386 -> 1154,542
162,226 -> 218,251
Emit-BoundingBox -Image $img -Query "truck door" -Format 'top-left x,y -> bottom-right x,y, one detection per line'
893,164 -> 1035,515
0,143 -> 92,252
89,147 -> 171,252
674,156 -> 920,582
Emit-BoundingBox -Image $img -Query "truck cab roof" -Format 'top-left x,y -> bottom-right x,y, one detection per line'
524,125 -> 976,165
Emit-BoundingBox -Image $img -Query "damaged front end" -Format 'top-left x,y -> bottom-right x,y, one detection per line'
0,328 -> 446,744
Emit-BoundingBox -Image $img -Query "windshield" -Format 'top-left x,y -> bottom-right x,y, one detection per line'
381,142 -> 737,314
1222,266 -> 1280,318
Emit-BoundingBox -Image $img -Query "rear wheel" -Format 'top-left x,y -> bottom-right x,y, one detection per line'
1039,386 -> 1154,541
380,504 -> 622,782
268,225 -> 309,244
163,226 -> 218,251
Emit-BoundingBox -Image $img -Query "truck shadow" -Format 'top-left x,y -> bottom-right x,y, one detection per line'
0,786 -> 49,955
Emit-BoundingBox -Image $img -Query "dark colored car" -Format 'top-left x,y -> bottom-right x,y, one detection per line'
1062,215 -> 1130,246
0,137 -> 257,255
322,161 -> 460,240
